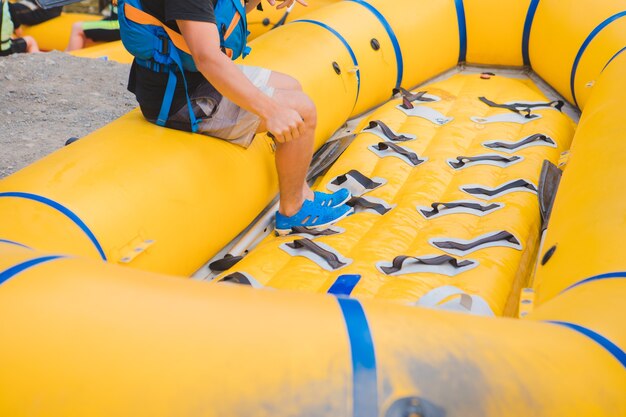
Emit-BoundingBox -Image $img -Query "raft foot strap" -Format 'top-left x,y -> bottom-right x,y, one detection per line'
417,200 -> 503,219
368,142 -> 426,167
448,154 -> 522,170
461,179 -> 538,200
430,230 -> 522,256
362,120 -> 416,142
280,238 -> 352,271
483,133 -> 556,153
376,255 -> 477,276
347,196 -> 395,215
414,285 -> 495,316
327,169 -> 386,197
397,103 -> 453,126
217,272 -> 263,288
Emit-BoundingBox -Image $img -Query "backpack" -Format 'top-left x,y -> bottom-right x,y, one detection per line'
118,0 -> 250,132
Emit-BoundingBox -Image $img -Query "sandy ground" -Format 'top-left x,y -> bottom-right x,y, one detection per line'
0,51 -> 137,179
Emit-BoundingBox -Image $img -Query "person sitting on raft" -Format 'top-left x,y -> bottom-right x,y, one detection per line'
1,0 -> 39,56
124,0 -> 353,235
65,1 -> 120,51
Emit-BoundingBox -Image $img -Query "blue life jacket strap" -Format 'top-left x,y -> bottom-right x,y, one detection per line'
152,41 -> 199,132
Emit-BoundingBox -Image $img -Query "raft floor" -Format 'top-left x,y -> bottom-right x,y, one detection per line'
200,67 -> 578,317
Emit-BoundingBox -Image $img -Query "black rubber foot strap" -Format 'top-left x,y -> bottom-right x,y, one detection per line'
433,231 -> 520,252
331,169 -> 383,191
364,120 -> 413,142
464,179 -> 537,197
347,197 -> 391,215
374,142 -> 423,166
449,155 -> 521,169
381,255 -> 474,275
286,238 -> 347,270
420,201 -> 501,218
484,133 -> 555,151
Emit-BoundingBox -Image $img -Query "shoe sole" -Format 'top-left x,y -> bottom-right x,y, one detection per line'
275,206 -> 354,236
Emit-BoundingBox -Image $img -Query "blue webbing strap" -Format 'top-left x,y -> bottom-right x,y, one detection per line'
0,192 -> 107,260
0,255 -> 65,286
602,45 -> 626,72
522,0 -> 540,67
547,321 -> 626,368
570,11 -> 626,108
337,297 -> 379,417
156,41 -> 200,132
156,70 -> 178,127
347,0 -> 403,89
295,19 -> 360,108
453,0 -> 467,63
561,272 -> 626,293
328,274 -> 361,296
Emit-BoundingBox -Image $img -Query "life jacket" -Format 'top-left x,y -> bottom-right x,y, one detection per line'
118,0 -> 250,132
1,0 -> 15,53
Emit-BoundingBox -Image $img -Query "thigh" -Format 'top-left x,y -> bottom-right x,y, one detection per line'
267,71 -> 302,91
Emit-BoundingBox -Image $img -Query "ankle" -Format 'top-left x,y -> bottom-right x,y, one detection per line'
278,199 -> 305,217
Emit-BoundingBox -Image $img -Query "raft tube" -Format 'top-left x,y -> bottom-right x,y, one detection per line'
20,12 -> 100,51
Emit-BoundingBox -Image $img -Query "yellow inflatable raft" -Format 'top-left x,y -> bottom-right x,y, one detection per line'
1,0 -> 625,415
20,12 -> 100,51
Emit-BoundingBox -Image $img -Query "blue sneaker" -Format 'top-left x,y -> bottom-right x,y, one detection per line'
275,199 -> 354,236
313,188 -> 352,207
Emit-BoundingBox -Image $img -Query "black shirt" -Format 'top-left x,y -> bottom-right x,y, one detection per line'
127,0 -> 219,125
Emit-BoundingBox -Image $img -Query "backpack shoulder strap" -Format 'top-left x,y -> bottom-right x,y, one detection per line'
123,2 -> 191,55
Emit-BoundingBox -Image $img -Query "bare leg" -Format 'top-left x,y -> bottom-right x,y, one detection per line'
65,22 -> 86,51
256,86 -> 317,217
268,71 -> 316,214
23,36 -> 39,53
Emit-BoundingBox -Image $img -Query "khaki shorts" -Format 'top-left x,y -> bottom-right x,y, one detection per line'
169,65 -> 274,148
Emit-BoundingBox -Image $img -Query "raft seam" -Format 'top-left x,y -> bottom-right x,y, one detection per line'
546,320 -> 626,368
522,0 -> 540,67
347,0 -> 403,88
337,297 -> 378,417
602,45 -> 626,72
453,0 -> 467,63
293,19 -> 361,107
0,239 -> 32,249
0,192 -> 107,260
570,10 -> 626,108
0,255 -> 65,286
561,271 -> 626,293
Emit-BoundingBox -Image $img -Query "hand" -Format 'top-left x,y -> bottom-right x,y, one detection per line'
266,0 -> 308,10
264,105 -> 305,143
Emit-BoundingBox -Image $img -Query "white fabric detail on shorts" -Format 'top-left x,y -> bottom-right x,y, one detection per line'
197,65 -> 274,148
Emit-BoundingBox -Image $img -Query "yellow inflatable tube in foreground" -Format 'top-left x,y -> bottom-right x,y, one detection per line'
0,241 -> 623,417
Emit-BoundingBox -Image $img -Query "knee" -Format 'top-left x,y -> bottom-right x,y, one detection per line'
288,76 -> 303,92
70,22 -> 84,35
298,94 -> 317,128
271,71 -> 303,91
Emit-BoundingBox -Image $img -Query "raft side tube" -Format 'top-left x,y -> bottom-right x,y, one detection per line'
0,246 -> 623,417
